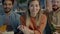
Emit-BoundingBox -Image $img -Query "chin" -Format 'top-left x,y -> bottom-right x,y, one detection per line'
5,11 -> 10,13
5,9 -> 11,13
33,15 -> 36,17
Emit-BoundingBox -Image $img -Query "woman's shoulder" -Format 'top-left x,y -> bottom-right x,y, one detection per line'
41,14 -> 47,20
40,14 -> 47,24
41,14 -> 47,19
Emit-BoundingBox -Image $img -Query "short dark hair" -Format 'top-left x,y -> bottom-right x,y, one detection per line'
2,0 -> 14,5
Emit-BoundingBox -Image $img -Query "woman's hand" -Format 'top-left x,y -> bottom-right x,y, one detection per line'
18,25 -> 30,34
0,31 -> 3,34
34,30 -> 41,34
17,25 -> 34,34
18,25 -> 29,31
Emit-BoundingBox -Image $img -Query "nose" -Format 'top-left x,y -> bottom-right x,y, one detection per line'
54,3 -> 57,5
33,6 -> 36,11
6,5 -> 9,8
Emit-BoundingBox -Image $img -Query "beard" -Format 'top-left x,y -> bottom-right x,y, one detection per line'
52,7 -> 59,11
4,8 -> 11,13
52,5 -> 59,11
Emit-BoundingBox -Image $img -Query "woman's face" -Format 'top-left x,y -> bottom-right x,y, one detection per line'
29,1 -> 40,17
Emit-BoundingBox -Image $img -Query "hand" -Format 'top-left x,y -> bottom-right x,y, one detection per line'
18,25 -> 34,34
18,25 -> 25,30
53,31 -> 59,34
0,31 -> 3,34
18,25 -> 30,34
17,25 -> 28,31
34,30 -> 41,34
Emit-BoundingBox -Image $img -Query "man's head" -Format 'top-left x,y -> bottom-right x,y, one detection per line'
2,0 -> 14,13
52,0 -> 60,11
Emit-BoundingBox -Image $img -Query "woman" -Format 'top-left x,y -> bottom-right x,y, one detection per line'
18,0 -> 47,34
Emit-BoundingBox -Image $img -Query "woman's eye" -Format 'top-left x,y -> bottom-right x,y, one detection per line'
36,5 -> 38,7
57,1 -> 59,3
30,4 -> 33,7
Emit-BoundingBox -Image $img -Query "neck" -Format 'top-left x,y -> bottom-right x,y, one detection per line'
30,14 -> 36,18
30,15 -> 36,18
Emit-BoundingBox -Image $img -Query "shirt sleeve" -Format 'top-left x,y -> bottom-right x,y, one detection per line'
38,14 -> 47,33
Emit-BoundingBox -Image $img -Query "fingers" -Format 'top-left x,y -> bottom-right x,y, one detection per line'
17,25 -> 24,30
0,31 -> 3,34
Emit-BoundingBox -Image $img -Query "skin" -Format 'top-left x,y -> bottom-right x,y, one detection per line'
52,0 -> 60,11
29,1 -> 40,17
3,0 -> 13,15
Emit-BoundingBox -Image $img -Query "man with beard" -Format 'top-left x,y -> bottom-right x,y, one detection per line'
48,0 -> 60,34
0,0 -> 23,34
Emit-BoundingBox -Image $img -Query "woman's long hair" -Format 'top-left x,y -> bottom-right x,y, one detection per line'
26,0 -> 42,28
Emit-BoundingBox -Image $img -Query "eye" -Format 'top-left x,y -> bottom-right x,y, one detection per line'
52,1 -> 56,3
57,1 -> 59,3
36,4 -> 38,7
30,4 -> 33,7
